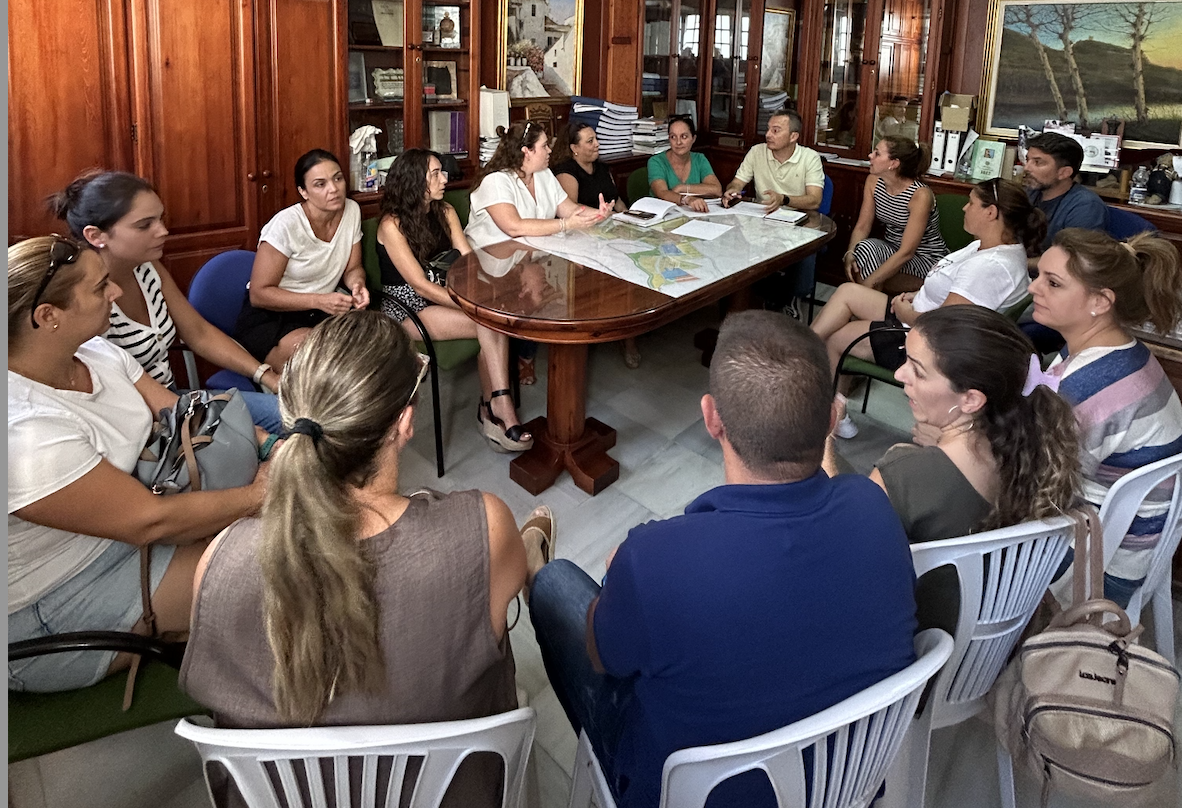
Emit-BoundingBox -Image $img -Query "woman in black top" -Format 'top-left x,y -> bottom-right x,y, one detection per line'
377,148 -> 532,453
552,122 -> 642,368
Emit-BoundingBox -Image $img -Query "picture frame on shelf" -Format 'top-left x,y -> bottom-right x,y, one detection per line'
424,61 -> 458,101
372,67 -> 405,100
968,138 -> 1006,181
979,0 -> 1182,148
371,0 -> 404,47
759,8 -> 795,94
423,5 -> 461,48
498,0 -> 584,102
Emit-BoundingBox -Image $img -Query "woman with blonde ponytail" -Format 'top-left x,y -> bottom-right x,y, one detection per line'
181,311 -> 539,806
1030,228 -> 1182,606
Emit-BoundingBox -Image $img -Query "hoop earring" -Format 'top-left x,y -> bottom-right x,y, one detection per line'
948,404 -> 959,415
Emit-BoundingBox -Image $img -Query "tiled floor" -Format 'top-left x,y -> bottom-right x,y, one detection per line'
10,293 -> 1180,808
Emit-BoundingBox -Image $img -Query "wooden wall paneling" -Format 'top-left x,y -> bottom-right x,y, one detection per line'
260,0 -> 347,215
8,0 -> 133,241
127,0 -> 259,289
604,0 -> 641,106
795,0 -> 825,146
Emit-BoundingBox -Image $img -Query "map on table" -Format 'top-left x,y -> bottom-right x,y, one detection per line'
521,213 -> 826,298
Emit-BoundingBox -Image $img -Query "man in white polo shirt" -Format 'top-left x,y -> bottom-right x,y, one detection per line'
723,109 -> 827,318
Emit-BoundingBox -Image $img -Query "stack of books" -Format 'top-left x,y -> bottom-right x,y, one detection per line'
479,136 -> 499,166
428,110 -> 468,156
757,91 -> 789,135
631,118 -> 669,155
569,95 -> 606,130
596,101 -> 639,157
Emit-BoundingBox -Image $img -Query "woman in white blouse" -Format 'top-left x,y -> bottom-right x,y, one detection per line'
235,149 -> 370,370
812,179 -> 1045,438
465,120 -> 610,250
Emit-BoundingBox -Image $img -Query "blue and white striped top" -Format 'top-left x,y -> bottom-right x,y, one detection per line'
104,262 -> 178,387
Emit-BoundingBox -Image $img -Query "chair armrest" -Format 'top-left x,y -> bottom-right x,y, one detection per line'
9,631 -> 187,670
833,326 -> 907,393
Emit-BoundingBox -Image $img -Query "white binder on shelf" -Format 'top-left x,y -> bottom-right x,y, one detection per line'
479,86 -> 509,139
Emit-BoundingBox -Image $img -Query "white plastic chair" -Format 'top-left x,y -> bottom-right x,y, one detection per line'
175,707 -> 535,808
567,629 -> 954,808
1097,452 -> 1182,662
879,515 -> 1077,808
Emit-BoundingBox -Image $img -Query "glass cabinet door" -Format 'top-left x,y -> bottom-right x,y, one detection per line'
871,0 -> 930,144
709,0 -> 751,138
641,0 -> 674,118
675,0 -> 703,123
815,0 -> 868,152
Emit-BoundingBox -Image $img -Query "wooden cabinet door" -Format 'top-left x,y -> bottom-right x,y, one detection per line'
8,0 -> 133,241
256,0 -> 347,216
126,0 -> 260,288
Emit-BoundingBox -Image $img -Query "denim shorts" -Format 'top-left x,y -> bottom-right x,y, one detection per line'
8,541 -> 175,693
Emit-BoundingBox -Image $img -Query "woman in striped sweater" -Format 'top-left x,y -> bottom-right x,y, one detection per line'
1030,228 -> 1182,606
49,171 -> 282,432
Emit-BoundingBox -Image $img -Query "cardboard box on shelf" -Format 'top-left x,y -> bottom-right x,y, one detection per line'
939,93 -> 977,133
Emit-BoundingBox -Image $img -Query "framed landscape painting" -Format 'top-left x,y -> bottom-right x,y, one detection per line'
498,0 -> 584,102
979,0 -> 1182,147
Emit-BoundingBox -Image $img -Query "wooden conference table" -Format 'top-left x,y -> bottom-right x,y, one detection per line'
448,211 -> 836,495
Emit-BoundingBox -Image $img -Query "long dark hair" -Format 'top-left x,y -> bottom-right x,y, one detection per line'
912,306 -> 1079,530
378,149 -> 449,267
973,178 -> 1047,256
472,120 -> 548,192
46,170 -> 154,241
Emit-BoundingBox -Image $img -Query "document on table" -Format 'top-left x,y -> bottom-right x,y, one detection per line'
612,196 -> 680,227
703,199 -> 807,224
671,220 -> 732,240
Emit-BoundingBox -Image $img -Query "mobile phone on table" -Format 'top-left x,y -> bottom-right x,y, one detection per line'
624,209 -> 656,219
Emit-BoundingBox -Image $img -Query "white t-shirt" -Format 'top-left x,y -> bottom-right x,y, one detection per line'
258,199 -> 362,294
465,169 -> 568,249
912,241 -> 1029,314
8,337 -> 151,613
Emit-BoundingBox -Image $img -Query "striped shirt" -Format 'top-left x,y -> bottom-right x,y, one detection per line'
104,263 -> 178,387
1051,340 -> 1182,579
873,178 -> 947,262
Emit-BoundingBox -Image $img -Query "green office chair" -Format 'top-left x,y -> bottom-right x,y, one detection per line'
443,188 -> 471,228
626,167 -> 650,206
9,632 -> 204,764
360,217 -> 480,477
935,193 -> 973,253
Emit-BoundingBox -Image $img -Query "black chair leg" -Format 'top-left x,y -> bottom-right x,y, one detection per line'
862,379 -> 872,413
509,339 -> 521,407
385,299 -> 446,477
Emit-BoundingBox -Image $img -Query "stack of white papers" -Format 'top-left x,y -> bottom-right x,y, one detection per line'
479,137 -> 499,166
632,118 -> 669,155
597,101 -> 639,157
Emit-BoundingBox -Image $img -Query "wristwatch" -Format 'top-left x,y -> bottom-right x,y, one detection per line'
252,363 -> 272,384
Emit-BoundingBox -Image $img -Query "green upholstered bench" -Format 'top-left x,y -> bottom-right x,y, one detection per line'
9,662 -> 206,764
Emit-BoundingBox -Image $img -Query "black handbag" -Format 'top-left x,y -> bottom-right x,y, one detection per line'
424,248 -> 461,286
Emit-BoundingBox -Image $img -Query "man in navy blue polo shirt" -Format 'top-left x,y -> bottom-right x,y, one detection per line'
528,311 -> 918,808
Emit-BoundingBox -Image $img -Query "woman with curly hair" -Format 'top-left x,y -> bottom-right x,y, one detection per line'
377,149 -> 531,453
464,120 -> 610,250
1031,229 -> 1182,606
826,306 -> 1080,630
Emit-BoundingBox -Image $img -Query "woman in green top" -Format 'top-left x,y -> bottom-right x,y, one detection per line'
647,116 -> 722,213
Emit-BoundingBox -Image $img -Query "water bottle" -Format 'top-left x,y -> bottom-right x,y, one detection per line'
1130,165 -> 1150,204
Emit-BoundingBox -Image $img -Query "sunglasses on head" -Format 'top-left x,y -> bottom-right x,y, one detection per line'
30,236 -> 84,329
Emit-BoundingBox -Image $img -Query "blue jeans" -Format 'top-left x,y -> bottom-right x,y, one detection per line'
529,560 -> 635,803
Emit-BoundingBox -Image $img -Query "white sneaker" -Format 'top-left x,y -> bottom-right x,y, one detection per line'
834,414 -> 859,439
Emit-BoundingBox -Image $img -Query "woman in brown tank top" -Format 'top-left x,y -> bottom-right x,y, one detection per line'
180,311 -> 529,807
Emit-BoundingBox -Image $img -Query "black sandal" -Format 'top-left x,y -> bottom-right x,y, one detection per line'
479,389 -> 533,453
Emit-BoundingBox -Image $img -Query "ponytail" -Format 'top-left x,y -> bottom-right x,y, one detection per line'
975,178 -> 1046,255
883,135 -> 931,179
1054,229 -> 1182,334
45,170 -> 154,241
260,312 -> 421,724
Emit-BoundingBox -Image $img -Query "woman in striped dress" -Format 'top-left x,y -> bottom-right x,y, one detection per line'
49,171 -> 282,432
844,136 -> 947,293
1030,229 -> 1182,607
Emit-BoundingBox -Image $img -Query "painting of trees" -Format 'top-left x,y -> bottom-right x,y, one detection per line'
983,0 -> 1182,146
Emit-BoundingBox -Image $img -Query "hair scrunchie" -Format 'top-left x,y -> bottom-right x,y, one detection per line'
1021,353 -> 1062,397
289,417 -> 323,445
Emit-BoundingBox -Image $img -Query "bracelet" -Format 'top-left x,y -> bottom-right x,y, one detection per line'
252,363 -> 272,384
257,433 -> 280,462
560,218 -> 567,233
